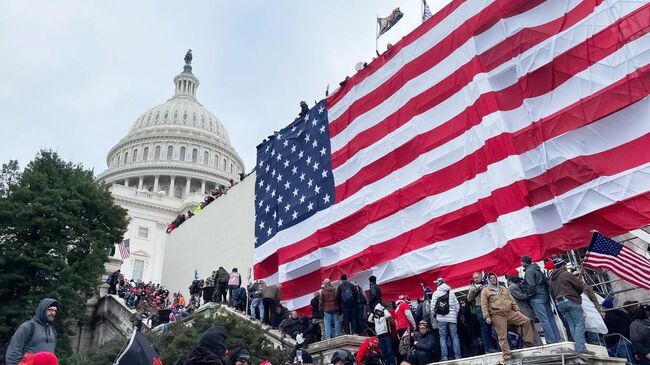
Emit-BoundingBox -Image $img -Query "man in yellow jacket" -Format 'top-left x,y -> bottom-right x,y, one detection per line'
481,272 -> 534,360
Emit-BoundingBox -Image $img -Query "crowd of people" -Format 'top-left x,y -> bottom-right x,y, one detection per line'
196,255 -> 650,365
3,263 -> 650,365
106,269 -> 198,328
166,172 -> 251,233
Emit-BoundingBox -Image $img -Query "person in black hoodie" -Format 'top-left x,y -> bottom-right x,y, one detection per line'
175,326 -> 227,365
407,321 -> 437,365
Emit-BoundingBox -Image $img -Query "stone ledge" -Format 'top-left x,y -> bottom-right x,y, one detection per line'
433,342 -> 622,365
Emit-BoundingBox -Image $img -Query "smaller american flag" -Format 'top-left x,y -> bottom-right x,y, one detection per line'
584,232 -> 650,290
118,239 -> 130,260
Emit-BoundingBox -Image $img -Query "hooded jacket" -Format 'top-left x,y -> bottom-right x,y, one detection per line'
548,267 -> 583,304
480,278 -> 519,319
430,283 -> 459,324
368,304 -> 391,335
6,298 -> 58,365
507,279 -> 535,320
523,263 -> 549,301
176,326 -> 228,365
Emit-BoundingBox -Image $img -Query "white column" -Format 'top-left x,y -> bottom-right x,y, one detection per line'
201,180 -> 206,194
185,178 -> 191,196
138,177 -> 144,190
124,178 -> 129,188
154,175 -> 159,192
169,176 -> 175,197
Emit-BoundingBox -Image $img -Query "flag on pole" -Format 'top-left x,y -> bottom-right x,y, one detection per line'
113,330 -> 163,365
377,8 -> 403,38
583,232 -> 650,290
194,269 -> 199,280
254,0 -> 650,310
118,239 -> 130,259
422,0 -> 433,22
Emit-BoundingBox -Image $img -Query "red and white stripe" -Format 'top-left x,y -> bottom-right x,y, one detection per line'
119,241 -> 130,259
584,246 -> 650,290
254,0 -> 650,310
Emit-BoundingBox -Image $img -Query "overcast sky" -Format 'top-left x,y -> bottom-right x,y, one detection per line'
0,1 -> 449,173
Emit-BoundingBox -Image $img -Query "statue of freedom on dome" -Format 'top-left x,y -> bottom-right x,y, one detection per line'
183,49 -> 193,72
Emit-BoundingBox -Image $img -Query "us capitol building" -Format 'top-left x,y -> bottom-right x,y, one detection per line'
97,50 -> 245,284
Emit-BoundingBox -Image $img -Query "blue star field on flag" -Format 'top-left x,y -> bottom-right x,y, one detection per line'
588,232 -> 624,256
255,99 -> 334,247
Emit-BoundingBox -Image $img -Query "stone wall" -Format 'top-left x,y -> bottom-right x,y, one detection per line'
161,174 -> 255,293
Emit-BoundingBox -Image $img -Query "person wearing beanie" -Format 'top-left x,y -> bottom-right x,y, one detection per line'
5,298 -> 59,365
520,255 -> 563,344
481,273 -> 533,361
176,326 -> 228,365
548,260 -> 594,355
227,347 -> 252,365
17,352 -> 58,365
367,276 -> 382,312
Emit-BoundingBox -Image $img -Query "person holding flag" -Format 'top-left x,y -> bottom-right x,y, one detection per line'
113,330 -> 163,365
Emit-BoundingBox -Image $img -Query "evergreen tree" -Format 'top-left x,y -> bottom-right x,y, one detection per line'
0,150 -> 128,357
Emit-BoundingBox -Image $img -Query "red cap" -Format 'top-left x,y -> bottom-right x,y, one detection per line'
544,260 -> 556,270
19,352 -> 59,365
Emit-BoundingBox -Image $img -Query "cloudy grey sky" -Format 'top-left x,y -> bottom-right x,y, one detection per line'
0,1 -> 449,173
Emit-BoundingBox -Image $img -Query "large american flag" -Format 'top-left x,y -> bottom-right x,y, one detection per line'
255,0 -> 650,310
584,232 -> 650,290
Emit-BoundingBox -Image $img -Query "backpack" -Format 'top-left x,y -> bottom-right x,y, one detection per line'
434,291 -> 450,315
341,284 -> 355,305
0,321 -> 36,365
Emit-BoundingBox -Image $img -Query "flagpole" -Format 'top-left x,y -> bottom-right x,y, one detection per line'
113,329 -> 137,365
375,13 -> 379,55
420,0 -> 423,22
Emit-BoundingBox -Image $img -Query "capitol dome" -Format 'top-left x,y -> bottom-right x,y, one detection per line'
98,50 -> 245,204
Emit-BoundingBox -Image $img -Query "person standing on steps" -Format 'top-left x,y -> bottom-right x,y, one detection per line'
548,258 -> 595,355
521,255 -> 563,344
467,272 -> 498,353
481,273 -> 534,361
227,268 -> 241,302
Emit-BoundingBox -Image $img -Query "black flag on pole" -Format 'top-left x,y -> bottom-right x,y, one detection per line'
114,330 -> 163,365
